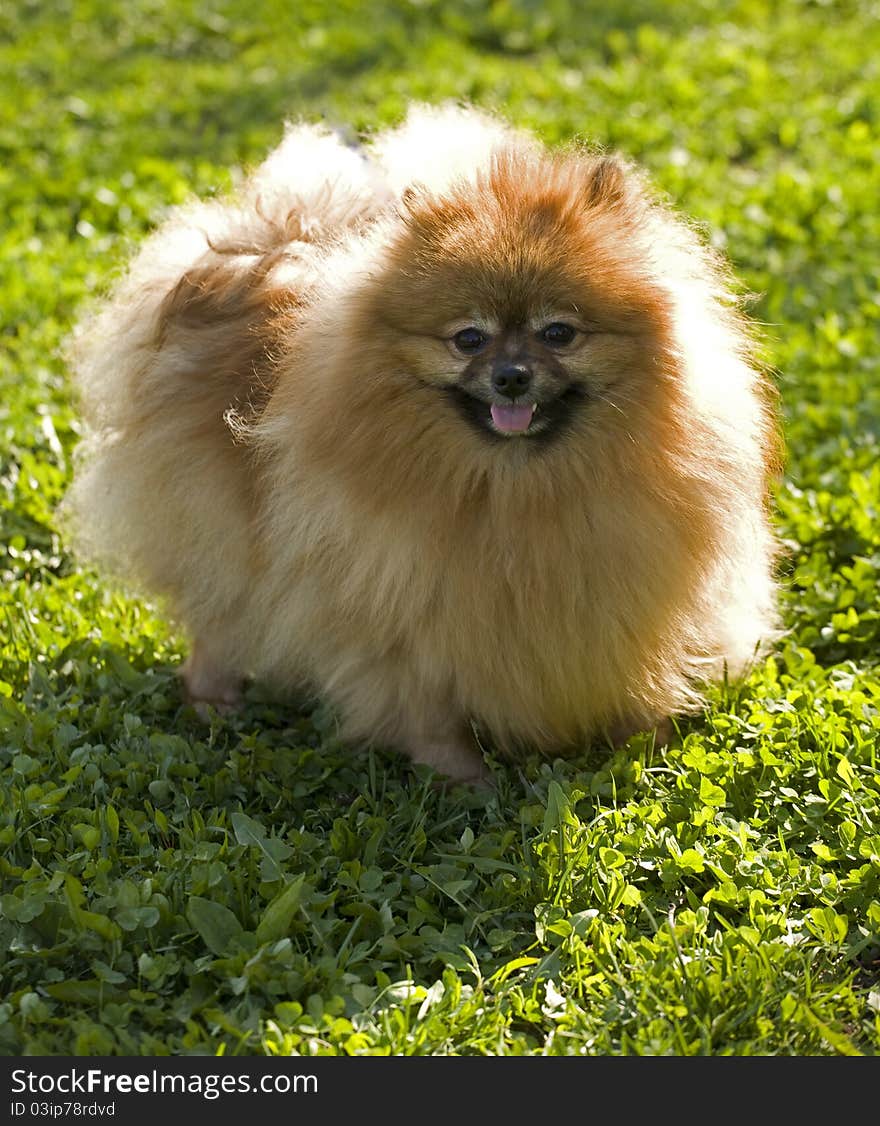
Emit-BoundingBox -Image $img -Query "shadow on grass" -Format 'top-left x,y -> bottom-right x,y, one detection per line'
33,634 -> 649,816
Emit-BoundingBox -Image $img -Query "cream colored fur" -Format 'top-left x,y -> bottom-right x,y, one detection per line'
65,105 -> 780,783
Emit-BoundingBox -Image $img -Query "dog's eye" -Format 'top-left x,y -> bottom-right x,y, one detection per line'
540,322 -> 576,347
452,327 -> 489,354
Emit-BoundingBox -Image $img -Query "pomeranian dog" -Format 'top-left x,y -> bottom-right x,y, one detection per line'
66,104 -> 780,784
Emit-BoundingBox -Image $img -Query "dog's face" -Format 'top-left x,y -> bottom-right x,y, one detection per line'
358,148 -> 672,452
415,311 -> 588,443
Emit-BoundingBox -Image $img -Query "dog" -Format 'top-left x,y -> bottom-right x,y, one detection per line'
65,104 -> 780,783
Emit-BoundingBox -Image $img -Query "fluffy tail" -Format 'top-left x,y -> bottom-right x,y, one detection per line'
63,123 -> 384,614
70,122 -> 384,433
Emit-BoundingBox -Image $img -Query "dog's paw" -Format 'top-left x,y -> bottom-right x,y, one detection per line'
181,646 -> 242,718
405,736 -> 492,788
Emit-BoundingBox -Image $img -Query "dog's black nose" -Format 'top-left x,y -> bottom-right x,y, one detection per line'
492,364 -> 532,399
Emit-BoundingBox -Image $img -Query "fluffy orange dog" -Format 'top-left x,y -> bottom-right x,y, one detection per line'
67,105 -> 779,783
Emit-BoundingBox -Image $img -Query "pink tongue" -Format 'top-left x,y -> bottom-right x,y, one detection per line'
490,403 -> 535,434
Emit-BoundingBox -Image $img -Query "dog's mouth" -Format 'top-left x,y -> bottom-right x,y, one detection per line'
443,384 -> 585,444
489,402 -> 536,434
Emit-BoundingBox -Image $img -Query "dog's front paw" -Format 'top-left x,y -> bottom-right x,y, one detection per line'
404,736 -> 491,788
182,644 -> 243,717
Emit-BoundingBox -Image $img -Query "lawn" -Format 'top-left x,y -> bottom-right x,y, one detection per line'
1,0 -> 879,1056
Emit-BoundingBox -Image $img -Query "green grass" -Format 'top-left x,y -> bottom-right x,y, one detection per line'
2,0 -> 880,1056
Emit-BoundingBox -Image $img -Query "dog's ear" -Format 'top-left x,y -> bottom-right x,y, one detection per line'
585,155 -> 628,208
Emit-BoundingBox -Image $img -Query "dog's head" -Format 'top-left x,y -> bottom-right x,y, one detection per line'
353,145 -> 674,454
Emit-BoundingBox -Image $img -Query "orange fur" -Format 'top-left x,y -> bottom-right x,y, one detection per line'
65,105 -> 780,783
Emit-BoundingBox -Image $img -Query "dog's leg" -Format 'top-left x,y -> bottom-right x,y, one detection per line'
325,652 -> 490,785
182,637 -> 243,715
401,728 -> 490,786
